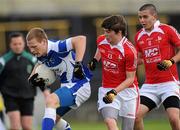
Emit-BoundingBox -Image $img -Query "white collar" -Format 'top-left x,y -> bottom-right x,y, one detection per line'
137,20 -> 164,40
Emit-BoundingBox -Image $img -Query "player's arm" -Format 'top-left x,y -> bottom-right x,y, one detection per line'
137,52 -> 144,65
115,71 -> 136,92
157,27 -> 180,71
71,36 -> 87,79
88,48 -> 101,71
28,62 -> 46,90
94,48 -> 101,61
103,71 -> 136,103
157,46 -> 180,71
71,35 -> 86,62
171,46 -> 180,63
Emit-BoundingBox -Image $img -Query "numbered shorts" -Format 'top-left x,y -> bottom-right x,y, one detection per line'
98,87 -> 139,119
140,81 -> 180,107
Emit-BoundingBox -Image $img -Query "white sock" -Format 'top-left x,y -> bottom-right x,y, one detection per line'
44,108 -> 56,123
57,119 -> 69,130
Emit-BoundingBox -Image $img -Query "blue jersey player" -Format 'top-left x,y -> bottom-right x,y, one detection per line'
26,28 -> 92,130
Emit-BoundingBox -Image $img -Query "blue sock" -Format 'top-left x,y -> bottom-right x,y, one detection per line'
42,118 -> 55,130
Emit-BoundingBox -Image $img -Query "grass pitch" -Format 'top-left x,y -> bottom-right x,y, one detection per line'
69,119 -> 171,130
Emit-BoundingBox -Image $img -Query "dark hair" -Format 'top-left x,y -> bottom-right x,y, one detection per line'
101,15 -> 127,36
9,32 -> 24,42
139,4 -> 158,16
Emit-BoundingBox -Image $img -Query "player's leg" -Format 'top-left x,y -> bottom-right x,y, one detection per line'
160,82 -> 180,130
20,98 -> 34,130
100,107 -> 119,130
163,96 -> 180,130
2,95 -> 21,130
56,107 -> 72,130
134,96 -> 157,130
98,87 -> 120,130
42,87 -> 75,130
118,88 -> 138,130
134,84 -> 159,130
56,118 -> 71,130
121,117 -> 135,130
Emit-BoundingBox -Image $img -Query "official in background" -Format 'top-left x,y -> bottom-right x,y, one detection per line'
0,32 -> 37,130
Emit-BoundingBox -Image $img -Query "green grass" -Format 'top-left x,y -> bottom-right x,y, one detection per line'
69,119 -> 171,130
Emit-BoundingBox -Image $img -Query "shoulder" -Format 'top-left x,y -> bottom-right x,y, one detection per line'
124,40 -> 137,56
135,29 -> 144,41
0,51 -> 14,63
159,23 -> 177,33
97,35 -> 106,44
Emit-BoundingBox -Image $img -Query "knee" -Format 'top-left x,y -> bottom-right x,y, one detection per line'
22,125 -> 32,130
104,118 -> 118,129
169,115 -> 179,125
135,115 -> 143,123
45,94 -> 59,108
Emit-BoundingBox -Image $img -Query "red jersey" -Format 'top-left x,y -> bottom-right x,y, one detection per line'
97,35 -> 138,88
135,20 -> 180,84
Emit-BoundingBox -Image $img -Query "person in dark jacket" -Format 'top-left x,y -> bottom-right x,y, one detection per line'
0,32 -> 37,130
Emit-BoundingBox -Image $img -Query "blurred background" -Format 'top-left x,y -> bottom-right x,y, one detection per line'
0,0 -> 180,129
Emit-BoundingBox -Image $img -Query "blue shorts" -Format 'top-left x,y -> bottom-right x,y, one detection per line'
54,79 -> 90,116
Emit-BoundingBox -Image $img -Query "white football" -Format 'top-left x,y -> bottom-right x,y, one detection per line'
35,64 -> 56,86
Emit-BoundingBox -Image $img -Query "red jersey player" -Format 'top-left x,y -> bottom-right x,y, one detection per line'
134,4 -> 180,130
89,15 -> 139,130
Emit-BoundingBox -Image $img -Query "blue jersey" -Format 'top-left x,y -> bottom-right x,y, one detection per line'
37,38 -> 91,83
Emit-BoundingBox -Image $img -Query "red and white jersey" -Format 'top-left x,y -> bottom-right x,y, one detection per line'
135,20 -> 180,84
97,35 -> 138,88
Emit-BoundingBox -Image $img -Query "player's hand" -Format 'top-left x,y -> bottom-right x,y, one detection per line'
88,58 -> 98,71
29,73 -> 46,87
103,89 -> 117,104
73,62 -> 85,79
157,59 -> 175,71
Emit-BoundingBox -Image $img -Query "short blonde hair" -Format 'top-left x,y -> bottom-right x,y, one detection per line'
26,27 -> 48,42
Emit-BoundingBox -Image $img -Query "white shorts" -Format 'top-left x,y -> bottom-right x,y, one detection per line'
61,81 -> 91,109
140,81 -> 180,107
98,87 -> 139,119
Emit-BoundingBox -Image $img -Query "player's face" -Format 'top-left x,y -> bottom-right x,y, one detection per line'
27,38 -> 47,57
104,29 -> 120,45
138,9 -> 157,32
10,36 -> 25,54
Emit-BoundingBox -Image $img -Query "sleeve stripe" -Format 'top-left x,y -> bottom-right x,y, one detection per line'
0,58 -> 5,66
58,40 -> 67,52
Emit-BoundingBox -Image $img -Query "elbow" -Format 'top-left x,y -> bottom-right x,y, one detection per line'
129,77 -> 135,85
137,59 -> 144,65
78,35 -> 86,44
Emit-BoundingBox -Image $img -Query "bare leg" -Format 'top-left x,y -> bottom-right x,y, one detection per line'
134,104 -> 149,130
